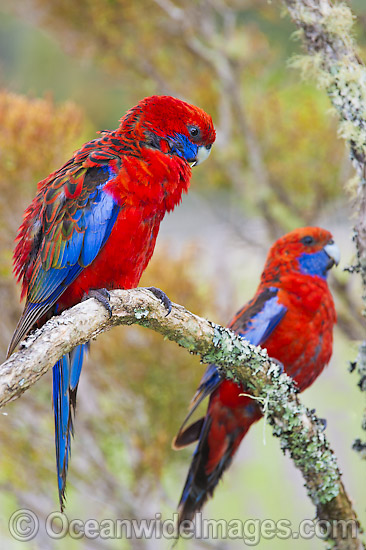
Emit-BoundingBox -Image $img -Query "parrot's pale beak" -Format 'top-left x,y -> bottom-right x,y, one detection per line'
324,241 -> 341,269
190,144 -> 212,167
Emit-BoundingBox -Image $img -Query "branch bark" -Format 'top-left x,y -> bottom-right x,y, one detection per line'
282,0 -> 366,473
0,288 -> 362,549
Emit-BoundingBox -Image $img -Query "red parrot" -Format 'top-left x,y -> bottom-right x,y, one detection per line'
173,227 -> 339,524
7,95 -> 215,510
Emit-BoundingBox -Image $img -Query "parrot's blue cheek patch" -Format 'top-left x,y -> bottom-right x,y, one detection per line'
298,250 -> 330,279
171,133 -> 198,162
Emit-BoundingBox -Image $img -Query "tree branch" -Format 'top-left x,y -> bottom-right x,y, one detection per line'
0,288 -> 362,549
282,0 -> 366,471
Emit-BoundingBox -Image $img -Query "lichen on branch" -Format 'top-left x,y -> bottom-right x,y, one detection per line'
0,288 -> 362,549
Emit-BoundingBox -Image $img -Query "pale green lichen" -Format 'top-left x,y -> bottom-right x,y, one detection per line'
289,57 -> 366,154
287,53 -> 328,84
287,1 -> 366,162
323,4 -> 355,37
133,308 -> 149,320
344,174 -> 361,198
262,376 -> 340,506
204,324 -> 256,366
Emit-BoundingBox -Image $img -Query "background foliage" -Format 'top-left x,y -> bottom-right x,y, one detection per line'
0,1 -> 365,548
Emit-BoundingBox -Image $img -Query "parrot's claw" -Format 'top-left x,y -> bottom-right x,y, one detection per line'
83,288 -> 112,318
146,287 -> 172,316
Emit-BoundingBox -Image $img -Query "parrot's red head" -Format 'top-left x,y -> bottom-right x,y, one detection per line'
119,95 -> 216,167
262,227 -> 340,282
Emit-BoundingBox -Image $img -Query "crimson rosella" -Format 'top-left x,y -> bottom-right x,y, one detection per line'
7,95 -> 215,510
173,227 -> 339,524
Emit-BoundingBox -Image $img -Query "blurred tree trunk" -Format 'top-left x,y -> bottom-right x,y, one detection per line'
282,0 -> 366,464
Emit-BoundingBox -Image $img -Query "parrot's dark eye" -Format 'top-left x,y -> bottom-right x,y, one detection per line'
188,126 -> 200,139
301,236 -> 314,245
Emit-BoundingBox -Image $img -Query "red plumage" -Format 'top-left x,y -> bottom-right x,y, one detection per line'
174,227 -> 338,524
12,95 -> 215,314
8,95 -> 215,509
